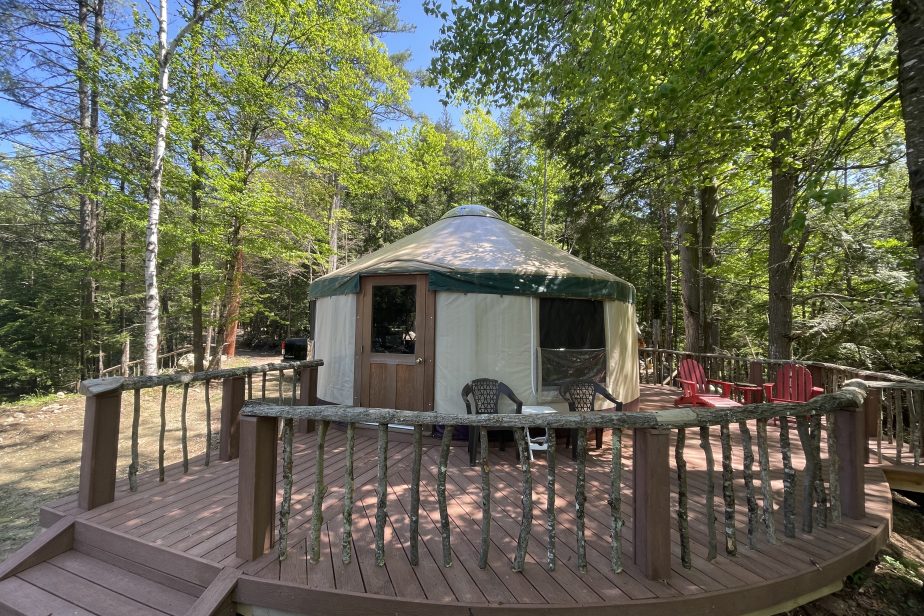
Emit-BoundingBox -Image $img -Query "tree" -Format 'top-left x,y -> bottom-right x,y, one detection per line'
143,0 -> 224,375
894,0 -> 924,356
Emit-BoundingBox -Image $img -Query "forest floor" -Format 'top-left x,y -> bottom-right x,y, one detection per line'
0,358 -> 922,614
0,350 -> 277,560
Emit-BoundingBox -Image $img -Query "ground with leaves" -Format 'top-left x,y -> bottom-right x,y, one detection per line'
1,365 -> 922,614
0,351 -> 273,560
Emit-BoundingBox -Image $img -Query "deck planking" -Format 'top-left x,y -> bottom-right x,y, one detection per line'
34,385 -> 893,613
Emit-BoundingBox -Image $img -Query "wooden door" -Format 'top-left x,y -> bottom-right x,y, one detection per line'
354,274 -> 435,411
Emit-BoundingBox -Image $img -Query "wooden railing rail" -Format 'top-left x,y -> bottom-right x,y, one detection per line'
98,345 -> 194,377
639,348 -> 923,467
76,359 -> 322,511
236,380 -> 869,581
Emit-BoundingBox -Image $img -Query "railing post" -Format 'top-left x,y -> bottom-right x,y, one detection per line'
808,365 -> 825,392
297,366 -> 318,433
836,403 -> 866,519
861,384 -> 882,463
236,415 -> 278,560
633,427 -> 671,580
219,376 -> 246,461
748,360 -> 764,388
78,389 -> 122,511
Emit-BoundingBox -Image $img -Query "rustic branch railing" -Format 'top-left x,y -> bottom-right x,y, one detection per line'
639,348 -> 923,468
76,359 -> 322,511
236,380 -> 869,581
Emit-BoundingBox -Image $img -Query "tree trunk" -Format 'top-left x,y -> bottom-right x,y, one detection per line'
77,0 -> 104,379
329,178 -> 342,272
143,0 -> 171,376
659,201 -> 674,351
700,183 -> 720,353
679,193 -> 702,353
768,130 -> 797,360
190,164 -> 205,371
223,221 -> 243,357
189,0 -> 206,372
679,183 -> 720,354
894,0 -> 924,352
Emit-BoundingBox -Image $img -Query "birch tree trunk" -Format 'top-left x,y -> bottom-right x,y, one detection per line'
894,0 -> 924,352
142,0 -> 224,374
143,0 -> 171,376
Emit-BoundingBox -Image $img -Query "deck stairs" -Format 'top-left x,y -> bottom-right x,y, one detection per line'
0,518 -> 237,616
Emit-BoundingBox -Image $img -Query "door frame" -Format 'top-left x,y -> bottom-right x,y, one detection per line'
353,274 -> 436,411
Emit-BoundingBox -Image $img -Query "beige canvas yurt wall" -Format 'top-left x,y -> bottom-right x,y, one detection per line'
432,294 -> 639,415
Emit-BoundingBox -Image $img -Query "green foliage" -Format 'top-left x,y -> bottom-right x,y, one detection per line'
0,0 -> 920,399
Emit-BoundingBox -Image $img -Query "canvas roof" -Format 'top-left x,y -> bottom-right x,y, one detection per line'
309,205 -> 635,303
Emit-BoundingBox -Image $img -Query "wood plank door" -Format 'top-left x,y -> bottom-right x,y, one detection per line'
354,274 -> 435,411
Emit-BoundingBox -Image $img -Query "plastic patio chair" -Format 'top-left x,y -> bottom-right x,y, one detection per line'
559,380 -> 623,458
462,378 -> 523,466
673,358 -> 739,408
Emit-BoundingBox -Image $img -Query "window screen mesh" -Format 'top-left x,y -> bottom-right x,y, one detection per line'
539,298 -> 606,386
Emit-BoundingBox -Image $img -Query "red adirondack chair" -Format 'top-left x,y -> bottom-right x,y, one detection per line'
674,359 -> 740,408
763,364 -> 824,403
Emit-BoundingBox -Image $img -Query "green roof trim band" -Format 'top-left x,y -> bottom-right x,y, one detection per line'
310,271 -> 635,304
428,271 -> 634,303
308,274 -> 360,299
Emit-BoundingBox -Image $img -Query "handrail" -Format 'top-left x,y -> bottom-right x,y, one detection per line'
80,359 -> 323,394
236,380 -> 870,582
75,359 -> 322,510
639,347 -> 922,384
98,345 -> 193,377
241,381 -> 866,429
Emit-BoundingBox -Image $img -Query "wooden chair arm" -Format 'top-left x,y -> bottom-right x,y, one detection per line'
707,379 -> 733,397
763,383 -> 775,399
809,386 -> 824,399
678,378 -> 698,397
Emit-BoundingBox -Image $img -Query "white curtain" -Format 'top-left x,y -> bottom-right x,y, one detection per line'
605,299 -> 640,408
314,294 -> 356,405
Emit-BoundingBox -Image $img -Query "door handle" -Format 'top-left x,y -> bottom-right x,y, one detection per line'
416,357 -> 424,365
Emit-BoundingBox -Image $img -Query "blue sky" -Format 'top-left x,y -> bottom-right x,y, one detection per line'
380,1 -> 465,127
0,1 -> 463,155
0,0 -> 461,154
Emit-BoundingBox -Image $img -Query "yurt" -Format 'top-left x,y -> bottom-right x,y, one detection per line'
309,205 -> 640,414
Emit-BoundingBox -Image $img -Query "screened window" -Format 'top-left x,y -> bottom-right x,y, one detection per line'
371,285 -> 416,354
539,298 -> 606,385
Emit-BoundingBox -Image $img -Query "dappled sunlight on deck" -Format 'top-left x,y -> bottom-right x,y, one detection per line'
35,384 -> 892,615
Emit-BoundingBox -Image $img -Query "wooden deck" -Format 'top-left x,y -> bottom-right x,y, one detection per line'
7,385 -> 893,615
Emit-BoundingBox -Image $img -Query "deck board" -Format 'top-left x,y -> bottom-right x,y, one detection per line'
31,384 -> 893,615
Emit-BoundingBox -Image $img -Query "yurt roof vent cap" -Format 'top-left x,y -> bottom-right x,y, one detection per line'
440,204 -> 501,220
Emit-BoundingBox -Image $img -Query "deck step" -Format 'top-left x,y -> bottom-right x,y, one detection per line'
0,548 -> 199,616
0,519 -> 238,616
883,464 -> 924,493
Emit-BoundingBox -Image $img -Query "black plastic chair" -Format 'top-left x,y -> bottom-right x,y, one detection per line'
462,378 -> 523,466
559,380 -> 623,458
